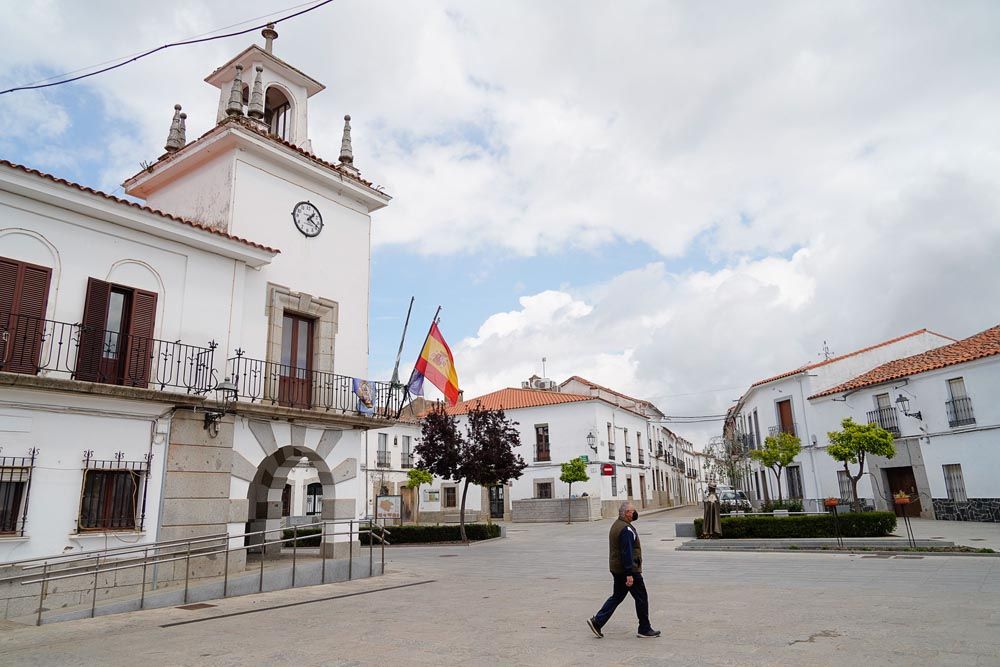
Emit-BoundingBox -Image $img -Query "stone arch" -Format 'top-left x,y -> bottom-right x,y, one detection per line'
264,83 -> 294,141
247,443 -> 336,554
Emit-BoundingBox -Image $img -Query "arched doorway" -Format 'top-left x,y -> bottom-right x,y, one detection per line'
246,445 -> 335,555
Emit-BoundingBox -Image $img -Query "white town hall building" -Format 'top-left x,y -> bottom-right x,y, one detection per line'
0,27 -> 398,566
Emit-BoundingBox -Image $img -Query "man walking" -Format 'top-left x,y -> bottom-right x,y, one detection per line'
587,501 -> 661,639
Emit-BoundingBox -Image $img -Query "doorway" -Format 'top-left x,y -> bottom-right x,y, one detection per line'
278,313 -> 313,408
488,485 -> 505,519
884,466 -> 922,516
638,475 -> 646,508
626,477 -> 634,499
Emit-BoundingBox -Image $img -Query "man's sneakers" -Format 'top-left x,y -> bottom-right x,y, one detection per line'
587,617 -> 604,638
636,629 -> 662,638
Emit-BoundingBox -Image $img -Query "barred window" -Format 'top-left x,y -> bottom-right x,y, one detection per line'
78,452 -> 150,532
837,470 -> 852,501
0,451 -> 37,536
943,464 -> 967,502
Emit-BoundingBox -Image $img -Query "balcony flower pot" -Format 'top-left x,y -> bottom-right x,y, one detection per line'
823,498 -> 839,508
893,496 -> 911,505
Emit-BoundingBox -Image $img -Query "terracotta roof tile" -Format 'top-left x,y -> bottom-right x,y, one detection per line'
749,328 -> 955,388
0,159 -> 280,254
810,324 -> 1000,399
444,388 -> 594,415
559,375 -> 661,412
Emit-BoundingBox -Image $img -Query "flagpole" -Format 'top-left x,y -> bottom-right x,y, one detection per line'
390,296 -> 415,386
398,305 -> 442,414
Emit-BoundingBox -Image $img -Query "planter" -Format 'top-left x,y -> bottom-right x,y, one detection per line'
824,498 -> 840,508
893,497 -> 911,505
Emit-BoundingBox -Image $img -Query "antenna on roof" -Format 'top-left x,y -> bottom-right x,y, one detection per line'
542,356 -> 547,377
818,340 -> 834,361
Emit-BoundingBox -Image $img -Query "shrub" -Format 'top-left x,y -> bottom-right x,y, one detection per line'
694,511 -> 896,539
282,526 -> 322,547
360,523 -> 501,545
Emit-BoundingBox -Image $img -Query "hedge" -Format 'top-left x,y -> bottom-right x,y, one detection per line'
360,523 -> 501,545
282,527 -> 322,547
694,511 -> 897,539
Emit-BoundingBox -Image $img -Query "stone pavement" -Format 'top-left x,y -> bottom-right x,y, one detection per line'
2,507 -> 999,666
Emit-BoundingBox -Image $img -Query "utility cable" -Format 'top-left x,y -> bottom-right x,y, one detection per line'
0,0 -> 335,95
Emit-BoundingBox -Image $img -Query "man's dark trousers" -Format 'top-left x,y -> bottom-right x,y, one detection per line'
593,573 -> 651,633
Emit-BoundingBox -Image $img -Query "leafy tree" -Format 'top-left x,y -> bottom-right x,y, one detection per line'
415,402 -> 526,542
405,467 -> 433,525
559,457 -> 590,524
705,435 -> 751,490
749,431 -> 801,505
827,417 -> 896,512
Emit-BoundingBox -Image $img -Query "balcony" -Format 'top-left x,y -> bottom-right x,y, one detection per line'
228,353 -> 403,417
677,461 -> 686,474
376,451 -> 390,468
401,453 -> 414,468
608,444 -> 616,460
0,314 -> 215,393
638,451 -> 645,465
946,397 -> 976,427
534,447 -> 551,462
739,433 -> 757,450
625,446 -> 632,463
866,407 -> 900,437
767,423 -> 798,438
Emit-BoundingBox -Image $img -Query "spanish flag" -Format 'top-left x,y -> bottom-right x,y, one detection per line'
407,322 -> 460,405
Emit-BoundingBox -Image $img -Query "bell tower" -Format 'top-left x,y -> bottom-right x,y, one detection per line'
203,23 -> 324,151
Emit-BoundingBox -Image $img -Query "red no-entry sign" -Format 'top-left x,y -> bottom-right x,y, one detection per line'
601,463 -> 616,476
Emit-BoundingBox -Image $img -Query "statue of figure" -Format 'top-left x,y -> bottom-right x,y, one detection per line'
701,483 -> 723,539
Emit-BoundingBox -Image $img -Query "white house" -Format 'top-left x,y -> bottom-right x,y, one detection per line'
727,328 -> 955,510
0,26 -> 399,565
806,324 -> 1000,522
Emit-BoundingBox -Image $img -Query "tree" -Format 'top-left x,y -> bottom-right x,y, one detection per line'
704,435 -> 751,490
749,431 -> 801,505
827,417 -> 896,512
404,467 -> 433,525
559,457 -> 590,524
415,402 -> 526,542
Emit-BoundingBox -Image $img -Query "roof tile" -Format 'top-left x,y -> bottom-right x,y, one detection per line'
444,388 -> 593,415
810,324 -> 1000,398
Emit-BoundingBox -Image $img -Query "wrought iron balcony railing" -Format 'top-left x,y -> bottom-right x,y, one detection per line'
624,446 -> 632,463
534,447 -> 551,462
401,453 -> 414,469
739,433 -> 757,450
866,407 -> 899,437
638,451 -> 645,464
608,444 -> 616,459
376,451 -> 390,468
945,397 -> 976,427
0,314 -> 215,393
767,423 -> 798,438
228,353 -> 403,418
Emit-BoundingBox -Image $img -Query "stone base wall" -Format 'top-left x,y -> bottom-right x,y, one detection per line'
412,510 -> 490,524
512,497 -> 602,523
932,498 -> 1000,522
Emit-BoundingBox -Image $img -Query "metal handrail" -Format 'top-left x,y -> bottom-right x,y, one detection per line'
1,531 -> 230,570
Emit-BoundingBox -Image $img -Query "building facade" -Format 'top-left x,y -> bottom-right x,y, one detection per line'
0,29 -> 400,562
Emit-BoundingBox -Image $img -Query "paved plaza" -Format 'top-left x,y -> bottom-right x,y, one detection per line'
2,508 -> 999,666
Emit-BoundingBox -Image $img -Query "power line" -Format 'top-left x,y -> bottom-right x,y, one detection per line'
0,0 -> 336,96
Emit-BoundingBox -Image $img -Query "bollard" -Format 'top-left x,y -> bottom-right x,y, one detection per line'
140,547 -> 148,610
223,539 -> 230,598
348,520 -> 353,580
321,521 -> 328,584
183,542 -> 192,604
91,554 -> 100,618
292,524 -> 298,588
380,520 -> 385,575
36,562 -> 48,627
259,529 -> 266,593
368,522 -> 374,577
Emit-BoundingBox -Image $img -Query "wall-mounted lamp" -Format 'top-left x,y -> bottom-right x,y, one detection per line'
204,377 -> 238,437
895,394 -> 922,420
586,432 -> 597,453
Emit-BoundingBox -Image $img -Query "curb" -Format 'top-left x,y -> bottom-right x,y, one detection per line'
675,546 -> 1000,558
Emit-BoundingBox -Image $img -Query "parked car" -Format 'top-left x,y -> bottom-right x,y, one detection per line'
718,489 -> 753,512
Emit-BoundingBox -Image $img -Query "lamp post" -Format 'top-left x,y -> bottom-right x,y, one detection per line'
895,394 -> 922,420
204,377 -> 238,437
586,431 -> 597,453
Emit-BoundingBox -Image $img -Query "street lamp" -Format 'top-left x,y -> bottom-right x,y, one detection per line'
204,377 -> 238,437
895,394 -> 922,420
586,431 -> 597,453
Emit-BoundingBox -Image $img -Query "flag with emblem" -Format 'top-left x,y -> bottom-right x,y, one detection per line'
407,321 -> 460,406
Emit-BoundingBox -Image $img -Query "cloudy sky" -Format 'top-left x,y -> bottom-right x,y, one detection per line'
3,1 -> 999,446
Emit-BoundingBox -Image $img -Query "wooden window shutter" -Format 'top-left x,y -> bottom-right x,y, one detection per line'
75,278 -> 111,382
0,257 -> 51,374
123,289 -> 157,387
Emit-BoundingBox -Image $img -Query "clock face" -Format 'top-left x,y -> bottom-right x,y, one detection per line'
292,201 -> 323,237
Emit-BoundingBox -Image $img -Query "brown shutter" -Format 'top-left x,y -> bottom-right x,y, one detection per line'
75,278 -> 111,382
123,289 -> 157,387
0,258 -> 51,374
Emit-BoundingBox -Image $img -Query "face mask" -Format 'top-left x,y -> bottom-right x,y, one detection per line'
631,510 -> 639,521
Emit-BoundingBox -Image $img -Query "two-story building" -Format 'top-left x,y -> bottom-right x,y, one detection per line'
0,27 -> 400,563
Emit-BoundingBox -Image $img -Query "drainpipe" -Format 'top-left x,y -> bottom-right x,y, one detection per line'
797,375 -> 822,512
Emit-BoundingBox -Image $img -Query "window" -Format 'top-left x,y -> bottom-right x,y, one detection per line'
786,466 -> 804,499
0,256 -> 52,375
281,484 -> 292,517
443,486 -> 457,508
753,410 -> 761,450
776,399 -> 795,436
946,378 -> 975,427
536,481 -> 553,499
0,451 -> 36,536
76,278 -> 157,387
306,482 -> 323,515
874,393 -> 891,410
278,313 -> 314,408
79,452 -> 150,531
947,378 -> 967,400
943,464 -> 967,502
534,424 -> 550,461
377,433 -> 390,467
611,475 -> 618,497
837,470 -> 852,501
264,87 -> 292,140
401,435 -> 413,468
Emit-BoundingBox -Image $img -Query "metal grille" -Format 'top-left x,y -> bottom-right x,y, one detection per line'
945,397 -> 976,427
79,451 -> 151,532
865,407 -> 899,436
0,449 -> 37,537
